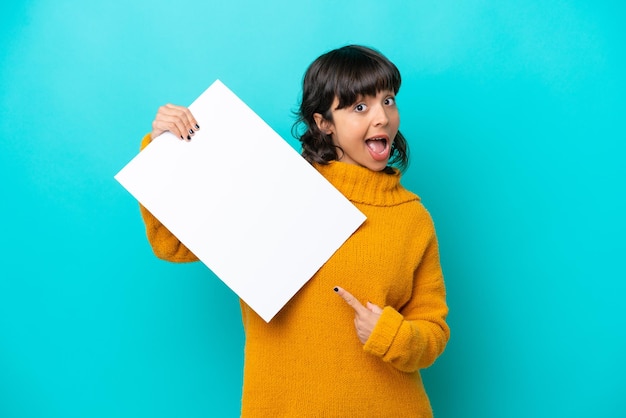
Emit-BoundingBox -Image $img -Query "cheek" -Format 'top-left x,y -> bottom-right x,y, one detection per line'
392,114 -> 401,135
334,119 -> 360,139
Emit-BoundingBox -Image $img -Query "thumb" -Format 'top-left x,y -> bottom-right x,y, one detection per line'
366,301 -> 383,314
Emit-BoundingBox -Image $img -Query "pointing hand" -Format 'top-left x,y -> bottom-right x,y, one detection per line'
334,286 -> 383,344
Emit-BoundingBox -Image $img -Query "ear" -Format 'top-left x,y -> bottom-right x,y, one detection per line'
313,113 -> 334,135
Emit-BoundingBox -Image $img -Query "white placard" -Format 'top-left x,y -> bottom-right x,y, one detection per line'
115,80 -> 366,322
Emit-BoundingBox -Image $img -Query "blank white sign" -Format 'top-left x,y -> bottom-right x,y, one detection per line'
115,80 -> 366,322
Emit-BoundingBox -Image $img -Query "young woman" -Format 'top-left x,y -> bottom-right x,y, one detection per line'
139,45 -> 449,417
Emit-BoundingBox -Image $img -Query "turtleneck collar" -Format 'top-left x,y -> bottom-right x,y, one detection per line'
314,161 -> 419,207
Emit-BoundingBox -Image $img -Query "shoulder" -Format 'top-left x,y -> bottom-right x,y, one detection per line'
393,188 -> 437,234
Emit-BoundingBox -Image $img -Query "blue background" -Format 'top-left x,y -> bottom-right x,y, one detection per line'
1,1 -> 624,417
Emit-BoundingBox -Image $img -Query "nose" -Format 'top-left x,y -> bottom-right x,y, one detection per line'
372,103 -> 389,127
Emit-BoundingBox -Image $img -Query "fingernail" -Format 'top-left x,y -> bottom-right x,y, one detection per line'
180,135 -> 184,140
333,287 -> 338,292
189,129 -> 194,135
187,135 -> 191,140
195,124 -> 200,129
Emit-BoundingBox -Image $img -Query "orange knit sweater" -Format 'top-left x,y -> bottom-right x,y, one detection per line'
138,134 -> 450,417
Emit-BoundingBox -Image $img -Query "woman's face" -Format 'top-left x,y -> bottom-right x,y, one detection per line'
315,90 -> 400,172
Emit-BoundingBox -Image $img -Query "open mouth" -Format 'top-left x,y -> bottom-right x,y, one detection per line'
365,137 -> 389,154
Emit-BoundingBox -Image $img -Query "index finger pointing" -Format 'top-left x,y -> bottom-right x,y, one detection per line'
334,286 -> 366,313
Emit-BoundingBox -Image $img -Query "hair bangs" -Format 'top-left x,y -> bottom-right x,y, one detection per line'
330,47 -> 401,110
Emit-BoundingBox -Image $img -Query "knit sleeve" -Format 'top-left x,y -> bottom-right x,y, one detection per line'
363,230 -> 449,373
138,133 -> 199,263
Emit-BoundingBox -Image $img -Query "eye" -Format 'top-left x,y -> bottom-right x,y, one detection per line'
354,103 -> 367,112
384,96 -> 396,106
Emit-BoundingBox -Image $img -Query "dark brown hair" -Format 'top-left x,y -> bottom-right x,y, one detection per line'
292,45 -> 409,173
